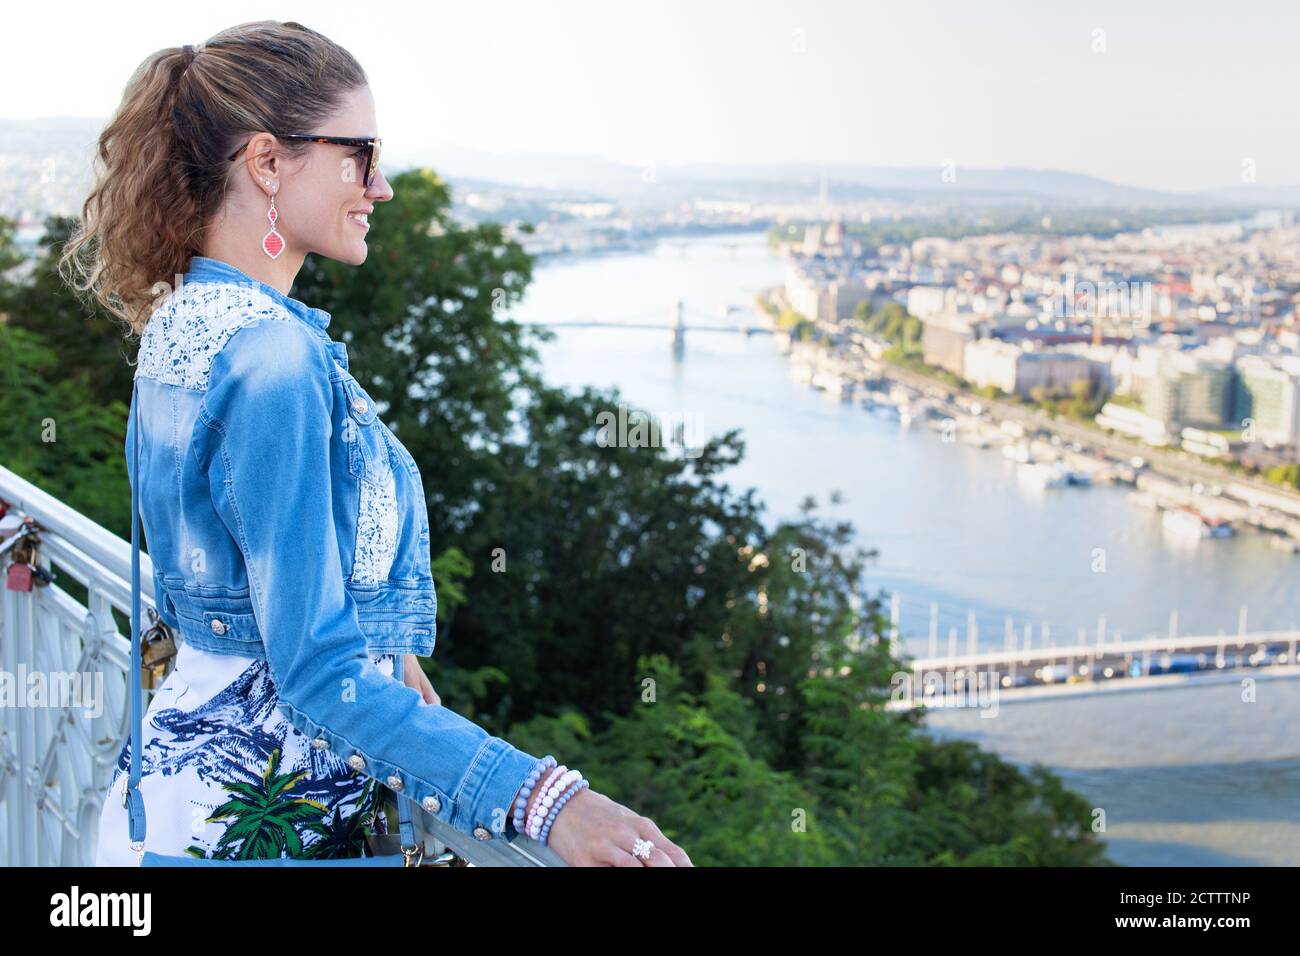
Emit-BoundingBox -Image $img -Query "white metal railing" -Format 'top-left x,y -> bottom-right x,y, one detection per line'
0,463 -> 562,867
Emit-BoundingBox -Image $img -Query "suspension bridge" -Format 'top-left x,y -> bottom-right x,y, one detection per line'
520,299 -> 774,355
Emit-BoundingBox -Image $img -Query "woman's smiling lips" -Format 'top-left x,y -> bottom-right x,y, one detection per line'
347,207 -> 372,230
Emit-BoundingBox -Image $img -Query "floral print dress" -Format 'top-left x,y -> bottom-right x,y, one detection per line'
95,641 -> 393,864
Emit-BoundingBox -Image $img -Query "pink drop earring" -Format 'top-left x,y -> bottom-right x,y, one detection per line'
261,179 -> 284,259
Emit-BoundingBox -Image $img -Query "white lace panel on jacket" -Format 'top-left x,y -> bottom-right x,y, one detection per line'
353,467 -> 399,584
135,281 -> 297,389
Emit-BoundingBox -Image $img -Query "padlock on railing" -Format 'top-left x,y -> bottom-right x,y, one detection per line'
139,607 -> 178,689
5,534 -> 40,592
6,561 -> 33,592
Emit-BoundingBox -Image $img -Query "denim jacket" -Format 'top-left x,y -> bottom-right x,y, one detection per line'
128,254 -> 540,843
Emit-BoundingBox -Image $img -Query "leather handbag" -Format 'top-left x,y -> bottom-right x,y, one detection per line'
123,378 -> 423,867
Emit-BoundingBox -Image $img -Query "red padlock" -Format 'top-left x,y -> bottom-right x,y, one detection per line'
6,562 -> 33,592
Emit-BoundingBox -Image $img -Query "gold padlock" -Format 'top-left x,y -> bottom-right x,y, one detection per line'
139,609 -> 177,690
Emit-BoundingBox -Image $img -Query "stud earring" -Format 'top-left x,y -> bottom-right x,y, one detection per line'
261,182 -> 284,259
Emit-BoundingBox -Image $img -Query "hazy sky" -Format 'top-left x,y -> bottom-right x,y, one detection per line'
8,0 -> 1299,193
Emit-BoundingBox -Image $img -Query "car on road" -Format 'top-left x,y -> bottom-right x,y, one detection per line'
1148,653 -> 1208,675
1035,664 -> 1071,684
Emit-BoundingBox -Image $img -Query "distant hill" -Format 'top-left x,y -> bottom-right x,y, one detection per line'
650,162 -> 1187,205
0,116 -> 103,155
1199,183 -> 1300,206
384,143 -> 1248,209
0,117 -> 1290,217
387,143 -> 1233,209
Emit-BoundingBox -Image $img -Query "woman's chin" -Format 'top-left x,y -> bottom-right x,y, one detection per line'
332,241 -> 368,266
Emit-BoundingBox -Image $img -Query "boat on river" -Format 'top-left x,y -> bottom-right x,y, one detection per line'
1162,506 -> 1234,539
1018,461 -> 1068,489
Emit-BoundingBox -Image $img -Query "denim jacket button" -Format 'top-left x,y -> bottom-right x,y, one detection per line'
352,397 -> 368,414
473,825 -> 492,841
347,754 -> 366,772
386,774 -> 403,792
422,795 -> 440,814
210,618 -> 227,635
311,737 -> 329,750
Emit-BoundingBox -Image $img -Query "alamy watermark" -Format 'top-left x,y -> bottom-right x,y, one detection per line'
891,668 -> 1000,717
50,886 -> 150,935
0,665 -> 103,718
1045,273 -> 1153,324
595,402 -> 705,459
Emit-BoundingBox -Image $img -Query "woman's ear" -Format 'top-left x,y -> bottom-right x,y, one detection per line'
241,131 -> 280,191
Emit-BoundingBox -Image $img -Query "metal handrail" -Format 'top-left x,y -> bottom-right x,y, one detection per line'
0,463 -> 562,867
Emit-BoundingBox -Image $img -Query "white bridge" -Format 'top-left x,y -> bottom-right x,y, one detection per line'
521,299 -> 774,355
893,631 -> 1300,710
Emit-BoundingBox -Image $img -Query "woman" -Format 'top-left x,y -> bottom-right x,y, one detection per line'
61,19 -> 690,868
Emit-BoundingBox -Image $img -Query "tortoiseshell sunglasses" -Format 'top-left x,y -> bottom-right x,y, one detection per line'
228,134 -> 383,187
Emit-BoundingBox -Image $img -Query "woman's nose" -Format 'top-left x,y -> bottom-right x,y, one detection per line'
368,168 -> 394,201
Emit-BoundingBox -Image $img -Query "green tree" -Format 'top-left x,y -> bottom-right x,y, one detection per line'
9,215 -> 138,409
0,323 -> 131,535
4,168 -> 1117,867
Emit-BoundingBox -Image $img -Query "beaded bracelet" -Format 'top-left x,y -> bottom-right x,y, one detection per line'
511,755 -> 557,837
540,769 -> 581,827
526,764 -> 569,839
540,776 -> 588,846
529,767 -> 587,841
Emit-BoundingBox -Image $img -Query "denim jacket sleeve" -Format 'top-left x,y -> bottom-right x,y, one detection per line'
197,316 -> 539,841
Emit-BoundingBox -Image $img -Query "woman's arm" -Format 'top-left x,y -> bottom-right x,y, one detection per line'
402,653 -> 440,705
200,317 -> 538,842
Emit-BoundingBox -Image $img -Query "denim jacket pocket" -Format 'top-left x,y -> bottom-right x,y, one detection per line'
341,377 -> 386,480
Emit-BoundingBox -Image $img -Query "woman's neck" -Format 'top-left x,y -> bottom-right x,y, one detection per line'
199,237 -> 303,296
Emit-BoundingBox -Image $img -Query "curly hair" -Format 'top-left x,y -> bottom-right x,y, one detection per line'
58,20 -> 367,335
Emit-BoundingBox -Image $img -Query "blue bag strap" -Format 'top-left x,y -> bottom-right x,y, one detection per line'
126,378 -> 146,853
392,654 -> 418,851
124,378 -> 417,861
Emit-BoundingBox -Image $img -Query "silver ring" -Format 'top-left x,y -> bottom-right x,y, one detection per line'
631,837 -> 654,860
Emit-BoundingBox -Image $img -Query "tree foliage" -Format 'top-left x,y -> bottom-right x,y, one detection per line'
0,176 -> 1113,866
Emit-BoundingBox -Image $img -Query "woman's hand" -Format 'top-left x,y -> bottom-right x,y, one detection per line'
544,787 -> 693,867
401,653 -> 440,705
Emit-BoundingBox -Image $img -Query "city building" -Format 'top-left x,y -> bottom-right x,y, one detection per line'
1136,348 -> 1235,428
922,313 -> 983,376
1234,354 -> 1300,449
962,338 -> 1093,398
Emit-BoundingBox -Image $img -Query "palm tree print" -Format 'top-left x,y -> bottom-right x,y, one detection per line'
198,747 -> 329,859
109,651 -> 396,861
304,778 -> 381,860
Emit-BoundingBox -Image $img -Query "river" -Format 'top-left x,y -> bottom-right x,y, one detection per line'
516,228 -> 1300,866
